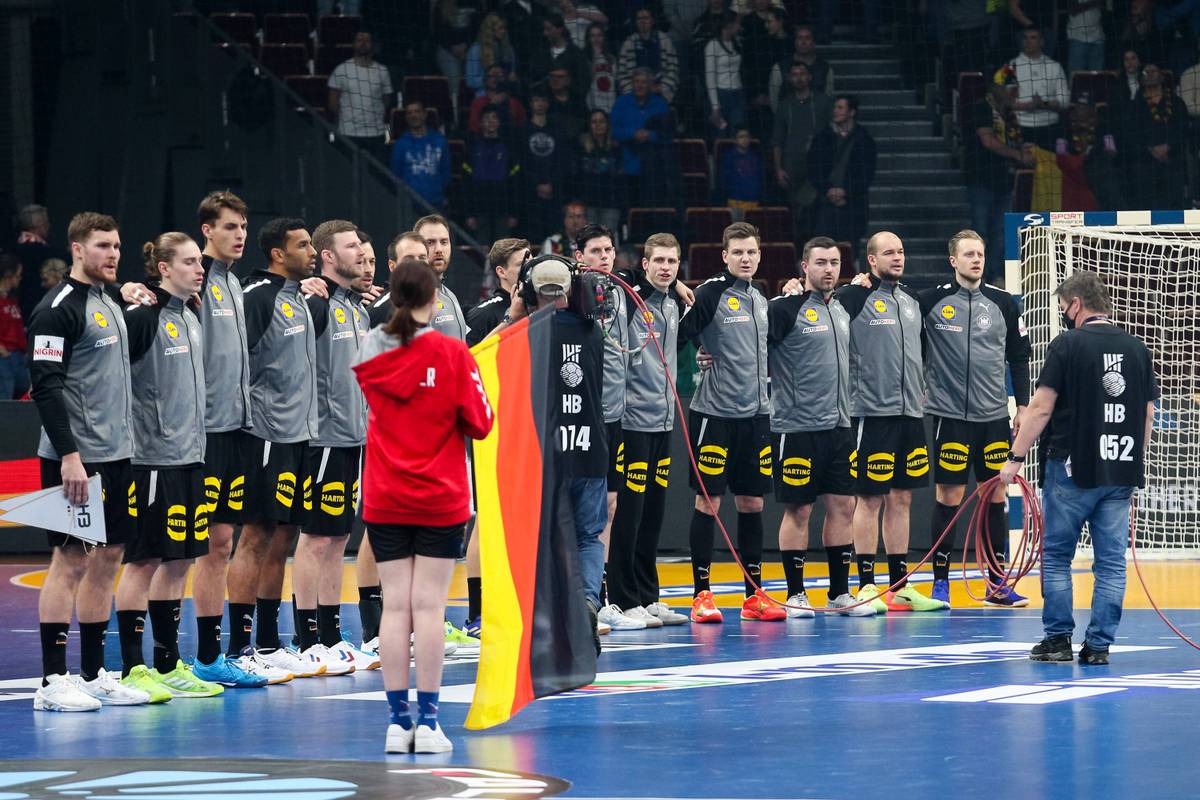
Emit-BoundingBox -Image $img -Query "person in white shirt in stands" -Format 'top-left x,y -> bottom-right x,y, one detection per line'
1008,27 -> 1069,151
327,30 -> 395,164
704,11 -> 744,137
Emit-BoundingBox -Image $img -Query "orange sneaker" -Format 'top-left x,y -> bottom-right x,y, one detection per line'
741,590 -> 786,621
690,590 -> 724,623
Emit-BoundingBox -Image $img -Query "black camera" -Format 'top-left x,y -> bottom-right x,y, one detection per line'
517,254 -> 617,322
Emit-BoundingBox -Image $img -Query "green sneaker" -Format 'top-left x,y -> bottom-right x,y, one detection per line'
855,584 -> 890,614
444,620 -> 480,654
887,584 -> 950,612
151,660 -> 224,698
121,664 -> 173,703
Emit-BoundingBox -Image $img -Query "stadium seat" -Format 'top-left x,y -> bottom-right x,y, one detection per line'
1070,70 -> 1117,105
744,207 -> 791,243
315,43 -> 353,75
757,243 -> 797,284
263,13 -> 310,45
210,12 -> 256,47
677,139 -> 709,176
628,208 -> 678,244
260,43 -> 309,78
403,76 -> 454,129
318,14 -> 361,46
687,243 -> 725,280
1012,169 -> 1034,211
213,41 -> 254,61
681,173 -> 711,207
285,75 -> 328,115
685,207 -> 732,245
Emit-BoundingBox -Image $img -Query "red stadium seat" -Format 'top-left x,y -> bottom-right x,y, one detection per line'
315,43 -> 353,75
687,243 -> 725,281
677,139 -> 709,176
403,76 -> 454,129
210,12 -> 256,47
285,75 -> 328,115
260,43 -> 309,78
757,243 -> 797,284
263,13 -> 310,45
318,14 -> 361,47
685,207 -> 732,245
628,208 -> 678,244
681,173 -> 711,207
744,207 -> 791,243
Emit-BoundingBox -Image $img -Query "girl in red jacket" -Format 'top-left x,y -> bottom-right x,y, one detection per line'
353,258 -> 493,754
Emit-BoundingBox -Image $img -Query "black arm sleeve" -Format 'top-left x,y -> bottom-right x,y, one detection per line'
307,295 -> 331,341
241,284 -> 276,353
677,278 -> 723,350
998,290 -> 1032,405
835,284 -> 868,321
124,305 -> 159,364
766,295 -> 799,346
26,299 -> 82,457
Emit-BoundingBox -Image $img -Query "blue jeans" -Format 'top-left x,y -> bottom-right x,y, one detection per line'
1068,40 -> 1105,74
569,477 -> 608,609
1041,459 -> 1134,651
967,184 -> 1010,282
0,352 -> 30,400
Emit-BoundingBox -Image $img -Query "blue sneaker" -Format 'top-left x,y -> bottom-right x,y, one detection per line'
931,579 -> 951,607
464,616 -> 481,638
191,654 -> 269,688
984,586 -> 1030,608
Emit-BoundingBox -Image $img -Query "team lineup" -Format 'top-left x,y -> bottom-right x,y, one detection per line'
21,189 -> 1157,754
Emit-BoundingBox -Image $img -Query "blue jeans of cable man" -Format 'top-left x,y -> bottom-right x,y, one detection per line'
1041,459 -> 1134,650
569,477 -> 608,609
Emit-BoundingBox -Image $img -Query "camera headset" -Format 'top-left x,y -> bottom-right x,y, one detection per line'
517,253 -> 575,309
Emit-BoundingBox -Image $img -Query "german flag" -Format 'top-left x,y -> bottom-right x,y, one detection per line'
466,306 -> 598,730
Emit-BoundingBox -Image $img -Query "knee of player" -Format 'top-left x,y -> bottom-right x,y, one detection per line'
824,495 -> 856,518
855,494 -> 884,512
734,495 -> 764,513
52,548 -> 89,581
935,484 -> 966,506
886,489 -> 913,510
694,495 -> 721,515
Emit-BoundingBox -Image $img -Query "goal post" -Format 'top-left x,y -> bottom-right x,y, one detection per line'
1008,210 -> 1200,557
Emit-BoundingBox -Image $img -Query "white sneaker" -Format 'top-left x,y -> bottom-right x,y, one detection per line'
646,601 -> 688,625
302,643 -> 355,675
597,619 -> 611,635
257,646 -> 322,678
33,673 -> 101,712
827,592 -> 877,617
361,637 -> 380,656
785,592 -> 816,619
330,639 -> 380,671
232,650 -> 293,684
622,605 -> 664,628
408,633 -> 457,658
414,721 -> 453,753
386,723 -> 414,753
74,669 -> 151,705
597,604 -> 647,630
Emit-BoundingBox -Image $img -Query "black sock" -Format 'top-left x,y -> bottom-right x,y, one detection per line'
856,554 -> 876,587
227,602 -> 255,656
40,622 -> 69,682
599,569 -> 608,606
148,599 -> 179,673
255,597 -> 281,651
318,604 -> 342,648
932,501 -> 959,582
888,554 -> 908,590
297,607 -> 318,650
116,610 -> 145,677
290,594 -> 301,648
465,578 -> 480,622
80,620 -> 109,681
988,502 -> 1010,582
196,615 -> 223,665
360,585 -> 384,641
781,549 -> 806,596
738,511 -> 764,597
825,544 -> 853,599
689,509 -> 715,595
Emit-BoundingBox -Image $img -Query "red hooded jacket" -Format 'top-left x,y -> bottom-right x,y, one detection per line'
353,327 -> 493,527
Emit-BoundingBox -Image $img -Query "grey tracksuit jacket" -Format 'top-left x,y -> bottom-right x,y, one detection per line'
430,284 -> 470,341
601,286 -> 630,423
200,256 -> 252,433
622,282 -> 681,433
767,290 -> 851,433
309,279 -> 368,448
836,275 -> 926,419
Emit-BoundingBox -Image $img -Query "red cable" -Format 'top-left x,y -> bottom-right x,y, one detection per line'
1128,498 -> 1200,651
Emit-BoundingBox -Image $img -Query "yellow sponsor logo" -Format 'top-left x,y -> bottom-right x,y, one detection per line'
275,471 -> 297,508
759,445 -> 773,476
643,310 -> 655,324
849,450 -> 858,479
873,299 -> 887,313
615,441 -> 625,474
781,456 -> 813,486
983,440 -> 1010,470
164,321 -> 179,338
127,481 -> 137,518
320,481 -> 347,516
353,308 -> 360,322
195,503 -> 209,541
93,311 -> 109,328
727,297 -> 741,311
210,284 -> 224,302
938,441 -> 969,472
281,301 -> 295,319
204,476 -> 221,512
906,446 -> 930,477
334,307 -> 347,324
351,478 -> 360,508
302,475 -> 313,511
228,474 -> 245,511
655,457 -> 670,488
804,308 -> 819,322
941,304 -> 956,320
867,452 -> 895,482
166,504 -> 188,542
437,300 -> 445,310
698,444 -> 728,475
625,461 -> 649,494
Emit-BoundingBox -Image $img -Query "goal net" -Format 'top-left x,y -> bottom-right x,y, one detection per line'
1020,223 -> 1200,557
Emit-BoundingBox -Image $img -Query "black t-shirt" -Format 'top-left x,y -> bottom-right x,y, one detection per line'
963,97 -> 1018,193
1037,323 -> 1158,488
551,310 -> 607,478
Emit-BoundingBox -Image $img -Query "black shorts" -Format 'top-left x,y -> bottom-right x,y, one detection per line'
40,458 -> 137,549
773,427 -> 855,505
851,416 -> 930,495
203,429 -> 250,525
366,522 -> 465,561
933,416 -> 1012,485
124,466 -> 210,563
618,429 -> 672,494
245,437 -> 310,527
687,411 -> 772,497
304,445 -> 362,536
605,421 -> 624,492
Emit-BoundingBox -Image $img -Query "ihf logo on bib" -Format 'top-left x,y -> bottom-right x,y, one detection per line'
1102,353 -> 1126,397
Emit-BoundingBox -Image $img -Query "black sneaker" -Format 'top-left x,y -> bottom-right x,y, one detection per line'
1078,643 -> 1109,665
1030,635 -> 1073,662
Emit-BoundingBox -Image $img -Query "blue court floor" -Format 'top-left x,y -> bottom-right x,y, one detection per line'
1,563 -> 1197,800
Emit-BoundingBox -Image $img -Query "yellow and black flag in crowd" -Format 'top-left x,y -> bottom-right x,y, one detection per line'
466,306 -> 598,730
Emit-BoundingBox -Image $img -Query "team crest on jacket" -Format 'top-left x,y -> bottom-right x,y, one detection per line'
873,299 -> 887,313
804,308 -> 819,322
941,305 -> 955,320
976,315 -> 991,330
93,311 -> 108,328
